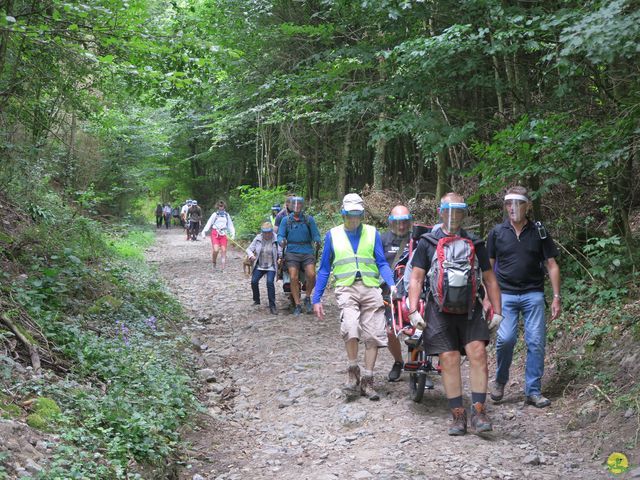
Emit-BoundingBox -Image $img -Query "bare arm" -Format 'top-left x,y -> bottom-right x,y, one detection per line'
482,269 -> 502,316
408,265 -> 427,314
546,257 -> 561,320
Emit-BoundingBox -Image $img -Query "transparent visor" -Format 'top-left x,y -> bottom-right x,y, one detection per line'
388,213 -> 413,235
439,202 -> 468,232
504,195 -> 528,222
342,210 -> 363,229
290,197 -> 304,212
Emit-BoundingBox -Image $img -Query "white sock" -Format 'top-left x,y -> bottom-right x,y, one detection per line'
348,359 -> 358,368
362,369 -> 373,377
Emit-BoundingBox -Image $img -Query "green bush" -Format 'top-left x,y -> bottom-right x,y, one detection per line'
229,185 -> 288,240
1,192 -> 196,478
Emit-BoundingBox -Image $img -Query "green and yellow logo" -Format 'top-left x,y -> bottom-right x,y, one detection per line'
607,452 -> 629,475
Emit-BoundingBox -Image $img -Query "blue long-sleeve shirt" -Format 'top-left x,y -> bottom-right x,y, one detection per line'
312,225 -> 395,304
277,214 -> 321,254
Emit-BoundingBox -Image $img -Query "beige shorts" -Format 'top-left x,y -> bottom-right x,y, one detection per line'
335,282 -> 388,348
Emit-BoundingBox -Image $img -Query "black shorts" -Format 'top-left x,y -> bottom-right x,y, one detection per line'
284,252 -> 315,269
422,300 -> 489,356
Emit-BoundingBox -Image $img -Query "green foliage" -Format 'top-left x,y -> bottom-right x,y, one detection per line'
0,451 -> 8,480
109,230 -> 156,260
231,185 -> 288,240
561,235 -> 635,306
1,190 -> 196,478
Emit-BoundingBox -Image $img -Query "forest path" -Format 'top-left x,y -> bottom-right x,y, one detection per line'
146,228 -> 605,480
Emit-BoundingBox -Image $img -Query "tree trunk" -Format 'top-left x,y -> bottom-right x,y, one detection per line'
372,117 -> 386,191
436,148 -> 449,201
337,122 -> 350,199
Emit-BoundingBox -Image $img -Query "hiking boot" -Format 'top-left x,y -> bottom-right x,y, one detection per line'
269,305 -> 278,315
469,402 -> 493,433
252,300 -> 260,306
526,394 -> 551,408
304,297 -> 312,314
448,407 -> 467,436
292,304 -> 302,316
360,375 -> 380,401
345,365 -> 361,392
489,380 -> 505,402
387,361 -> 403,382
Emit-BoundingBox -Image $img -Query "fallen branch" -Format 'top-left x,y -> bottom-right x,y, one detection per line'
0,312 -> 41,374
588,383 -> 612,403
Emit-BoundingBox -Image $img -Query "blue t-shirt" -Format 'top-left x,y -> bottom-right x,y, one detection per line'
277,213 -> 321,255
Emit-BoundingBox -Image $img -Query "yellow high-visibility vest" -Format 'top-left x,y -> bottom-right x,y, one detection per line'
330,224 -> 380,287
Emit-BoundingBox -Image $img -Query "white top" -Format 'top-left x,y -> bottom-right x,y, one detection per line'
202,211 -> 235,238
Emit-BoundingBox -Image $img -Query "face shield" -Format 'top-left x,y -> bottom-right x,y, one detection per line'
261,225 -> 273,239
504,194 -> 529,223
290,196 -> 304,214
439,202 -> 468,233
388,213 -> 413,236
342,209 -> 364,231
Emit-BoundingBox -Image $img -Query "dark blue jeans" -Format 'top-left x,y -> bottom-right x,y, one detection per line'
495,291 -> 546,396
251,269 -> 276,307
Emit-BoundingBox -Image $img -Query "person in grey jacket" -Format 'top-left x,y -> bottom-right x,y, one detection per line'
246,222 -> 282,315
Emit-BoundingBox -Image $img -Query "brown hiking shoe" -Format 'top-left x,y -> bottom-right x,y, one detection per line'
470,402 -> 493,433
489,380 -> 505,402
345,365 -> 361,392
448,407 -> 467,436
360,375 -> 380,401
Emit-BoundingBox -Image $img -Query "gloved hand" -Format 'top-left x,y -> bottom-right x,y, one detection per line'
408,310 -> 425,330
488,312 -> 504,331
389,285 -> 398,299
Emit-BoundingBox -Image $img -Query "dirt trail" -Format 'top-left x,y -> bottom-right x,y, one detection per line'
146,228 -> 606,480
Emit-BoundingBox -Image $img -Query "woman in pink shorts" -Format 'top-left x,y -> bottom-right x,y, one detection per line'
202,201 -> 236,271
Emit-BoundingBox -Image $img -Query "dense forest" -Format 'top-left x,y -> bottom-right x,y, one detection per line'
1,0 -> 639,478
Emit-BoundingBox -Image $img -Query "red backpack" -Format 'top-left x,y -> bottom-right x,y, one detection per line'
425,232 -> 481,318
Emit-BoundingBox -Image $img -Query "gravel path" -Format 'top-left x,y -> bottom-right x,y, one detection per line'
146,228 -> 606,480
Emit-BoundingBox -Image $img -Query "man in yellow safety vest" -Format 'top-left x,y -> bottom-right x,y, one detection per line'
313,193 -> 396,400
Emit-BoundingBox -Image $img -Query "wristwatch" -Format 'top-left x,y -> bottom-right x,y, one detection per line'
553,294 -> 561,299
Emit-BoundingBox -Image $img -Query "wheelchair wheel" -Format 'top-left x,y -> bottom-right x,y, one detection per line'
409,371 -> 427,403
409,348 -> 427,402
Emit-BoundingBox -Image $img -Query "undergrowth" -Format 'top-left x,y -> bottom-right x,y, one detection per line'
0,191 -> 197,479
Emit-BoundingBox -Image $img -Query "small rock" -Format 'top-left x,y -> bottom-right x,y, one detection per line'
522,454 -> 540,466
196,368 -> 217,382
278,398 -> 294,408
353,471 -> 373,479
338,405 -> 367,427
193,475 -> 205,480
25,458 -> 43,473
624,408 -> 634,418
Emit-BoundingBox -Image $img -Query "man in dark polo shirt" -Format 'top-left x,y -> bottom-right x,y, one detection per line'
487,186 -> 561,408
408,192 -> 502,436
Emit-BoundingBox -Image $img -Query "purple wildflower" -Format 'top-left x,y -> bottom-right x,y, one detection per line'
145,316 -> 157,330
